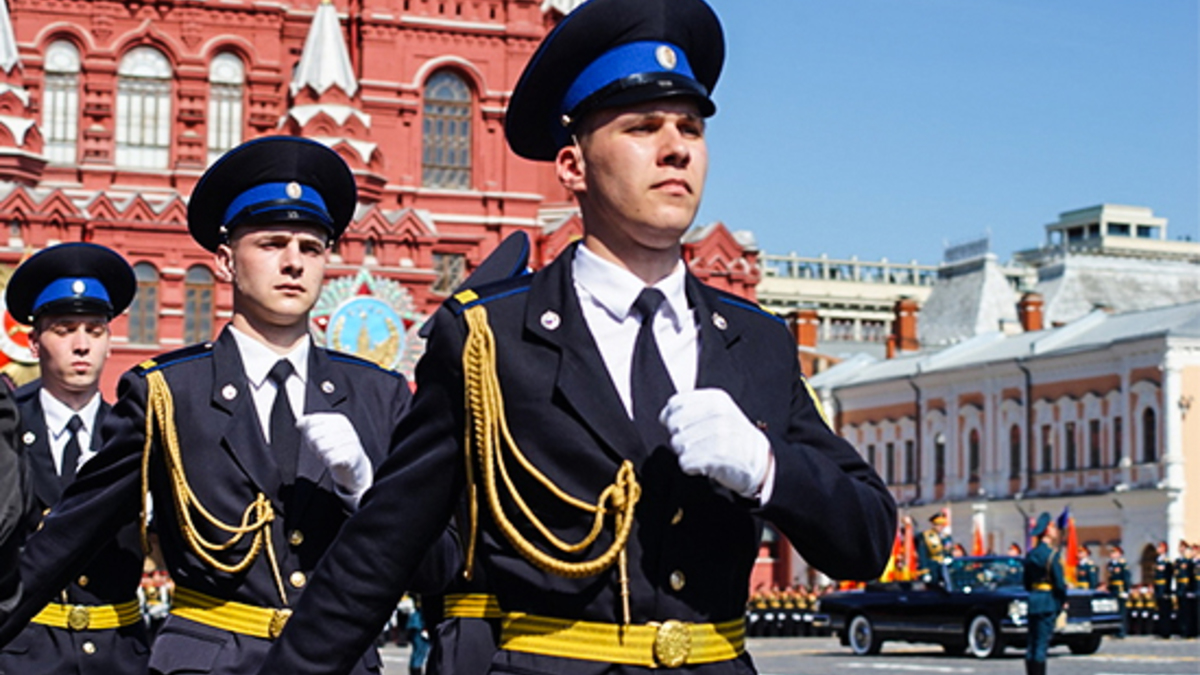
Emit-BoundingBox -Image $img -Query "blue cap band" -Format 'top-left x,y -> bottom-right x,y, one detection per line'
560,40 -> 698,118
33,277 -> 112,314
222,182 -> 334,231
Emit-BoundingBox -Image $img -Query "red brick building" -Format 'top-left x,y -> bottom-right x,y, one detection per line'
0,0 -> 760,393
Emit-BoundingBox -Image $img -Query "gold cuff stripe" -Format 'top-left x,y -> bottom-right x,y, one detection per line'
31,600 -> 141,630
443,593 -> 504,619
499,613 -> 744,667
170,587 -> 292,640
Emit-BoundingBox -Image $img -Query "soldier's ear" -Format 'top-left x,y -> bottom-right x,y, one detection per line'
214,243 -> 235,282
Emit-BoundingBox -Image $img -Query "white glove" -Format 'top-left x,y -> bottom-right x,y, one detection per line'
658,388 -> 773,499
295,413 -> 372,508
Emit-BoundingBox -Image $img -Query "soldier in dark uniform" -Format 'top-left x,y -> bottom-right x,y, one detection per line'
0,243 -> 149,675
0,137 -> 454,675
1153,541 -> 1173,638
1176,541 -> 1196,638
916,512 -> 951,581
1076,546 -> 1098,590
0,385 -> 25,621
257,1 -> 897,673
1023,512 -> 1066,675
1190,543 -> 1200,639
1105,544 -> 1130,638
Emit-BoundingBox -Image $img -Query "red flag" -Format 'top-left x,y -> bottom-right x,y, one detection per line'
1063,515 -> 1079,586
971,509 -> 986,556
903,518 -> 917,580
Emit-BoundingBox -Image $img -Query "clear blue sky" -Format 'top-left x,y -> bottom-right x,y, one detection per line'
695,0 -> 1199,265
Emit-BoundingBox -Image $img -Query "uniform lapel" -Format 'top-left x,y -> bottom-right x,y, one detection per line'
689,275 -> 748,402
209,328 -> 285,504
90,400 -> 111,453
17,388 -> 61,508
526,247 -> 645,465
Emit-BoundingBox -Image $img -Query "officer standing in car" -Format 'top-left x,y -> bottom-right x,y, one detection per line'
1024,512 -> 1066,675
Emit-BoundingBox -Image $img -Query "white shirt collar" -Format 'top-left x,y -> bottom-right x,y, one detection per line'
573,244 -> 689,329
227,324 -> 311,389
39,388 -> 102,439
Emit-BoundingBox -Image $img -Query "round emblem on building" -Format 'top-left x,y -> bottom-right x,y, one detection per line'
656,45 -> 678,70
311,270 -> 425,378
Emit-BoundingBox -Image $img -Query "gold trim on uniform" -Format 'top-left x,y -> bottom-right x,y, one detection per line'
171,587 -> 293,640
443,593 -> 504,620
31,600 -> 142,631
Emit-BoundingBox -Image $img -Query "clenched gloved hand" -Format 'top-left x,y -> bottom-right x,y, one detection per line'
659,388 -> 773,500
296,413 -> 372,508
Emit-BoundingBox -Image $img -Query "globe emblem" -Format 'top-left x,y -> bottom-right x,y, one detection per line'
328,296 -> 406,370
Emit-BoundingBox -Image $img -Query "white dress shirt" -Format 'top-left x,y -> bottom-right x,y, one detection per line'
40,388 -> 102,476
572,244 -> 698,418
228,324 -> 310,444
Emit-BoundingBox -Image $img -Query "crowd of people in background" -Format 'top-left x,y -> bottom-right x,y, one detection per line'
746,585 -> 837,637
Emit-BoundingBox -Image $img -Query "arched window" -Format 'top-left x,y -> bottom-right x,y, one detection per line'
42,40 -> 80,164
1141,408 -> 1157,463
1009,425 -> 1022,479
885,442 -> 895,485
1040,425 -> 1053,472
1112,417 -> 1123,466
127,263 -> 159,344
904,439 -> 915,484
968,429 -> 981,483
934,434 -> 946,484
422,71 -> 472,189
208,53 -> 244,164
183,265 -> 214,344
116,47 -> 172,169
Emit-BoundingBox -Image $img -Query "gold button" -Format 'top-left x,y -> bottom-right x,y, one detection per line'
290,571 -> 307,588
670,508 -> 684,526
81,641 -> 96,655
289,530 -> 304,547
77,575 -> 89,587
669,570 -> 686,591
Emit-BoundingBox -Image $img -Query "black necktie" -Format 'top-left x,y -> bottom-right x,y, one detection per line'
268,359 -> 300,484
631,288 -> 676,449
60,414 -> 83,488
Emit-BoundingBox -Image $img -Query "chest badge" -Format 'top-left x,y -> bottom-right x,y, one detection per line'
712,312 -> 728,331
23,431 -> 35,445
321,380 -> 335,394
221,384 -> 238,401
540,310 -> 561,331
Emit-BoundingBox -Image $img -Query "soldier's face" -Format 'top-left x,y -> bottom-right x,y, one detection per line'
559,99 -> 708,257
30,314 -> 111,395
216,223 -> 329,329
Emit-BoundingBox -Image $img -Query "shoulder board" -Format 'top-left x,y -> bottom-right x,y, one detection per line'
713,291 -> 786,326
134,342 -> 214,375
446,274 -> 533,316
12,380 -> 40,403
324,350 -> 405,378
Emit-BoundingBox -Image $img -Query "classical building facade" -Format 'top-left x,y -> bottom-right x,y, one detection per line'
0,0 -> 759,392
808,301 -> 1200,585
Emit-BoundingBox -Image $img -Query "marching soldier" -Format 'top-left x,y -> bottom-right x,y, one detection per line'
1076,546 -> 1099,589
1191,542 -> 1200,639
916,512 -> 951,581
1177,541 -> 1196,638
0,137 -> 455,674
258,1 -> 897,673
1154,541 -> 1173,638
0,243 -> 148,675
1105,544 -> 1130,638
1023,513 -> 1066,675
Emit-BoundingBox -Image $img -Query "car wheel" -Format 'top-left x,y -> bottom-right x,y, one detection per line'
847,614 -> 882,655
966,614 -> 1005,659
1067,635 -> 1102,655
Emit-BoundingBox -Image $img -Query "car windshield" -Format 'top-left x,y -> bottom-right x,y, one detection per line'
946,557 -> 1023,593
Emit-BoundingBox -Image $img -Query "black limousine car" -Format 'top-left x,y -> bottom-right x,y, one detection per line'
812,556 -> 1122,658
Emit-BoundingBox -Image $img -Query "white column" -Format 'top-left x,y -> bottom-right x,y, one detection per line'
1161,349 -> 1186,547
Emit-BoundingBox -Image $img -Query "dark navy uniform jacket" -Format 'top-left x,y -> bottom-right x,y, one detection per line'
0,386 -> 25,621
261,245 -> 897,675
1154,556 -> 1173,599
0,327 -> 448,675
1024,543 -> 1067,616
1077,557 -> 1099,590
1106,558 -> 1130,596
0,382 -> 149,675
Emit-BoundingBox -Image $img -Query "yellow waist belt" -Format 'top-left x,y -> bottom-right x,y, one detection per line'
170,587 -> 291,640
444,593 -> 504,620
500,612 -> 745,668
1031,583 -> 1053,591
32,599 -> 141,631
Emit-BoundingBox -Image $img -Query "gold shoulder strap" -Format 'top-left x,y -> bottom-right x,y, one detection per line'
141,369 -> 289,606
460,303 -> 641,624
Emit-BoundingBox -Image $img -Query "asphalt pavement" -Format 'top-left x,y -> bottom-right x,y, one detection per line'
379,635 -> 1200,675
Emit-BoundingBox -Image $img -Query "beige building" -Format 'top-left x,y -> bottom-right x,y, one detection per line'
806,301 -> 1200,584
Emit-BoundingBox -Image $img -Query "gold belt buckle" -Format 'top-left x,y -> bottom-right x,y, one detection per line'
67,605 -> 90,631
652,620 -> 691,668
269,608 -> 293,639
